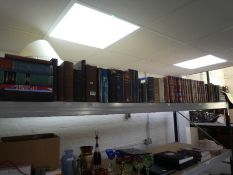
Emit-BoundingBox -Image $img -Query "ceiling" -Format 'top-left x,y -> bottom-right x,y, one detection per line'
1,0 -> 233,76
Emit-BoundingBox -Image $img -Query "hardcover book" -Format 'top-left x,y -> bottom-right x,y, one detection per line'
85,65 -> 98,102
154,151 -> 195,170
74,60 -> 86,101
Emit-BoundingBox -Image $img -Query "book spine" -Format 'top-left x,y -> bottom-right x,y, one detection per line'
108,69 -> 116,102
159,78 -> 165,103
63,61 -> 74,101
115,70 -> 124,102
123,71 -> 130,103
0,59 -> 13,71
147,77 -> 155,103
57,66 -> 64,101
154,78 -> 160,103
51,58 -> 58,101
85,65 -> 97,102
164,77 -> 170,103
168,76 -> 175,103
176,77 -> 182,103
102,69 -> 109,103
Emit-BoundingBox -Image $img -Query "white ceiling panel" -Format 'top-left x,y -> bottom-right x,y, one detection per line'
1,0 -> 233,75
191,27 -> 233,54
85,50 -> 140,70
80,0 -> 193,26
148,44 -> 207,64
107,28 -> 181,60
148,0 -> 233,43
0,0 -> 70,35
47,37 -> 100,62
213,48 -> 233,62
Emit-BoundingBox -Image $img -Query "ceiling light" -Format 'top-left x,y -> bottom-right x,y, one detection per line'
49,2 -> 139,49
174,55 -> 226,69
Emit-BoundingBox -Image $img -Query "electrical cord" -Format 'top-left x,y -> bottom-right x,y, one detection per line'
0,160 -> 29,175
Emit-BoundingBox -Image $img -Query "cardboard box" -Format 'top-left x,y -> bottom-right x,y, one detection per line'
0,133 -> 60,169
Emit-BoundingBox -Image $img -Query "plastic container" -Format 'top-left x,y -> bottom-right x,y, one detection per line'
61,149 -> 76,175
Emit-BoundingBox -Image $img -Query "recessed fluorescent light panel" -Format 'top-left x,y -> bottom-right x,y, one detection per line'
49,2 -> 139,49
174,55 -> 226,69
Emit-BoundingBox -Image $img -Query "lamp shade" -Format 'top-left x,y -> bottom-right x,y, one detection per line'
20,40 -> 63,65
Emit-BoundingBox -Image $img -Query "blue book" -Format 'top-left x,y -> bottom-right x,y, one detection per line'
101,69 -> 108,103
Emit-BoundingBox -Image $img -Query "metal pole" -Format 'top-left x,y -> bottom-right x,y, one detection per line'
173,111 -> 179,142
225,108 -> 233,174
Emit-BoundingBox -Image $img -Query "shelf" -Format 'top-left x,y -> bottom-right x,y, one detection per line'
190,122 -> 233,128
0,102 -> 228,118
180,149 -> 231,175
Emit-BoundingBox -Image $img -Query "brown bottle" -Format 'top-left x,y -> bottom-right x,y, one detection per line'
93,132 -> 101,170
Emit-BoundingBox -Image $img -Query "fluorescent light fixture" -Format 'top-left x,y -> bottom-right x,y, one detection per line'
49,2 -> 139,49
174,55 -> 226,69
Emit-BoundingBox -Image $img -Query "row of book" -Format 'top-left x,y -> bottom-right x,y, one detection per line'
0,54 -> 226,102
0,54 -> 57,101
58,60 -> 225,103
163,76 -> 225,103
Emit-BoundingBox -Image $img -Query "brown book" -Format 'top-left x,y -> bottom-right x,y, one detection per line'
57,66 -> 64,101
57,61 -> 74,101
164,77 -> 170,103
63,61 -> 74,101
154,78 -> 160,103
123,71 -> 131,102
85,65 -> 97,102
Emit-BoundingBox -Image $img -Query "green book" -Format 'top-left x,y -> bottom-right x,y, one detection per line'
30,74 -> 53,86
16,72 -> 27,85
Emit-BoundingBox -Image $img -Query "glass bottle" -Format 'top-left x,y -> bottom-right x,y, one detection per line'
93,132 -> 101,170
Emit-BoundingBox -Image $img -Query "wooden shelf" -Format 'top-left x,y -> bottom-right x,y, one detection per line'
0,102 -> 228,118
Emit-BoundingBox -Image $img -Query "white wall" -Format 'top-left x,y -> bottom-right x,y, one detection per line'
0,112 -> 176,157
223,66 -> 233,95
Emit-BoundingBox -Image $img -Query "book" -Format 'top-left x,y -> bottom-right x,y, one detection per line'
51,58 -> 58,101
123,71 -> 131,102
101,69 -> 108,103
57,66 -> 64,101
108,69 -> 124,102
74,60 -> 86,101
141,80 -> 148,103
85,64 -> 98,102
178,148 -> 211,162
147,77 -> 155,103
154,151 -> 195,170
74,69 -> 81,101
61,61 -> 74,101
159,78 -> 165,103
